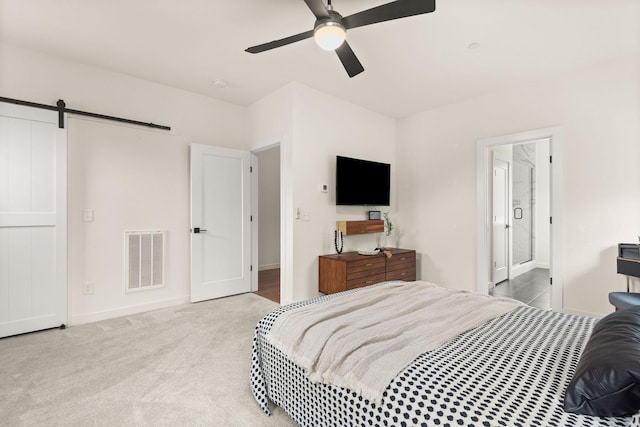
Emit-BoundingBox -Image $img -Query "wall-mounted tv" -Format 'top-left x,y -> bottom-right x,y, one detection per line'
336,156 -> 390,206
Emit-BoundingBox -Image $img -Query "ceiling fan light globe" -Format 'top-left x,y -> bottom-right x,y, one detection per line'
314,22 -> 346,51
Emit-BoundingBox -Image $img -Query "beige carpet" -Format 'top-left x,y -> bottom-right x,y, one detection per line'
0,293 -> 298,426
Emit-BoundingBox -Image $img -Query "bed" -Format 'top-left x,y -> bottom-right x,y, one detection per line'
250,281 -> 640,426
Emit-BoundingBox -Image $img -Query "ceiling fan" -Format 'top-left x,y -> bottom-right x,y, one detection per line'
245,0 -> 436,78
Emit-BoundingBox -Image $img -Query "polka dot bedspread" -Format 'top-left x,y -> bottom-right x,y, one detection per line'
250,286 -> 637,426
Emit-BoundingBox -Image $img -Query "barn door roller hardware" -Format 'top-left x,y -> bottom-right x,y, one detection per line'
0,96 -> 171,131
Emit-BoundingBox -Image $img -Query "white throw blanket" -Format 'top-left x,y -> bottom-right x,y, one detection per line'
266,281 -> 522,404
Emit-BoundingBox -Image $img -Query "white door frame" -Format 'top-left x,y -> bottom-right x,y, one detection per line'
250,151 -> 259,292
250,143 -> 283,295
477,126 -> 563,312
250,136 -> 291,305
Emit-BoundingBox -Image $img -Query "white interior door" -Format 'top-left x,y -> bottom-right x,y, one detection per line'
190,144 -> 251,302
492,155 -> 509,284
0,102 -> 67,338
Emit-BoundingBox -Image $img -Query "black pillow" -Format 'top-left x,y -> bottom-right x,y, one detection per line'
564,306 -> 640,417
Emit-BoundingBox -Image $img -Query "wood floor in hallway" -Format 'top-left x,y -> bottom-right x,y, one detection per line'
255,268 -> 280,304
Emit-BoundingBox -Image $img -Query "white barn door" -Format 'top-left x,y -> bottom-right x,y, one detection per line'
0,103 -> 67,337
190,144 -> 251,302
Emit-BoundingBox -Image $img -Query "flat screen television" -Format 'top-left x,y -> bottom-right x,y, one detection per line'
336,156 -> 390,206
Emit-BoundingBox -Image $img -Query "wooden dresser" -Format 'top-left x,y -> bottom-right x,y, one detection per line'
319,248 -> 416,294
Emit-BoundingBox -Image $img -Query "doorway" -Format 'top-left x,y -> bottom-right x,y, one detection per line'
252,145 -> 281,303
476,127 -> 564,312
488,140 -> 551,309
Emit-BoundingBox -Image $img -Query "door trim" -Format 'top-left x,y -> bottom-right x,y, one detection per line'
250,137 -> 290,305
476,126 -> 563,312
250,152 -> 259,292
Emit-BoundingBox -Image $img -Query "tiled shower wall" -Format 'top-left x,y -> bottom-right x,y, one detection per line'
512,143 -> 536,265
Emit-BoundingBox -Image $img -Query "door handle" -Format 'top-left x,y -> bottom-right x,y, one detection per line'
192,227 -> 208,233
505,224 -> 511,229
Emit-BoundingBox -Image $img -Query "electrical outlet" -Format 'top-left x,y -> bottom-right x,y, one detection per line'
82,209 -> 94,222
83,282 -> 95,295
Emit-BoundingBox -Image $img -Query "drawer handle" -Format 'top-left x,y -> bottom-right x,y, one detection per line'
400,257 -> 406,261
366,280 -> 373,284
400,272 -> 406,276
366,263 -> 372,267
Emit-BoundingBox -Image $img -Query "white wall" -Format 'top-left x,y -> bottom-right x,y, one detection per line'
397,55 -> 640,317
0,43 -> 248,323
290,84 -> 396,301
247,84 -> 295,303
257,146 -> 280,270
248,83 -> 396,303
5,42 -> 637,321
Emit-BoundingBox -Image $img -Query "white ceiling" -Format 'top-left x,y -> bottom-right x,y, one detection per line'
1,0 -> 639,118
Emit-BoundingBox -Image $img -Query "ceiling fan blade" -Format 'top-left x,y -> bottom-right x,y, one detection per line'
303,0 -> 330,20
342,0 -> 436,30
335,42 -> 364,78
246,30 -> 315,54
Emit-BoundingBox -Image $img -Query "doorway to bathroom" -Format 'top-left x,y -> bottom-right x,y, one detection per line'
489,140 -> 550,309
477,126 -> 563,312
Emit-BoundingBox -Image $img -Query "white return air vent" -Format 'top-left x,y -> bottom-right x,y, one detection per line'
125,230 -> 166,292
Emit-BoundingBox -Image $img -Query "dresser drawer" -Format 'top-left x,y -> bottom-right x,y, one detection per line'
386,252 -> 416,272
386,268 -> 416,282
346,273 -> 387,290
346,257 -> 385,280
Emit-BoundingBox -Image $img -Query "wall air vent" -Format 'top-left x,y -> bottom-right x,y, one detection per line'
125,230 -> 166,292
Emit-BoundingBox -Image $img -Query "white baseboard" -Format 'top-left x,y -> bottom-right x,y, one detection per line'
279,298 -> 292,306
70,295 -> 190,325
511,261 -> 550,279
258,263 -> 280,271
510,261 -> 537,278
